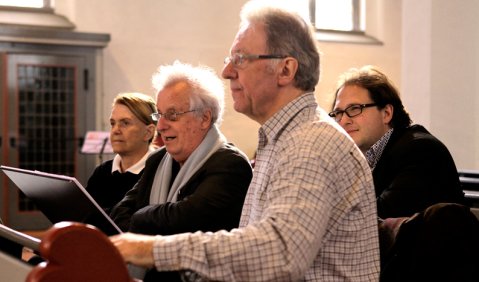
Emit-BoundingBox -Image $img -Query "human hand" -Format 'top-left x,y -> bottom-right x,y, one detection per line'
110,232 -> 156,267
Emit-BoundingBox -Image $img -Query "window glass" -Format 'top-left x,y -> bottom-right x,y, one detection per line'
276,1 -> 377,45
283,0 -> 364,32
315,0 -> 359,31
0,0 -> 47,8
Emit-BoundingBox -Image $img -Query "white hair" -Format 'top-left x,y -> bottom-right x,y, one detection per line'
152,61 -> 225,126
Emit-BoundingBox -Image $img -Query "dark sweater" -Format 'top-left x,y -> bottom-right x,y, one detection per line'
85,160 -> 143,215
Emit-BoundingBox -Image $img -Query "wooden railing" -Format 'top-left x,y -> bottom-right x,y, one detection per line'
0,222 -> 136,282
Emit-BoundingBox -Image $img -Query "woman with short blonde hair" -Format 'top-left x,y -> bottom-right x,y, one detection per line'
86,92 -> 157,213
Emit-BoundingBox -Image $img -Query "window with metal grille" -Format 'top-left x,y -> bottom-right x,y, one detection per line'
17,64 -> 77,211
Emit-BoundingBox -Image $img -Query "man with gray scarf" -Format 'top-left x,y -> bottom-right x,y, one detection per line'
109,61 -> 252,280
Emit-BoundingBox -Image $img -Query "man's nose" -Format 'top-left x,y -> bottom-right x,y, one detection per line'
157,117 -> 169,131
221,61 -> 237,80
339,113 -> 353,126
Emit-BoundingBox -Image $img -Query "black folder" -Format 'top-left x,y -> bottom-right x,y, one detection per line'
0,165 -> 122,236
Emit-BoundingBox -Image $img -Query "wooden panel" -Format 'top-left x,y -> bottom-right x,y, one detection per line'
26,222 -> 134,282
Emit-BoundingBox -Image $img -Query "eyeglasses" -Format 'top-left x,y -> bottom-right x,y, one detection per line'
150,109 -> 197,122
224,53 -> 288,68
328,103 -> 377,122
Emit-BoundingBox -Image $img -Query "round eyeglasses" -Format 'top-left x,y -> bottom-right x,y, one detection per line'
150,110 -> 197,122
328,103 -> 378,122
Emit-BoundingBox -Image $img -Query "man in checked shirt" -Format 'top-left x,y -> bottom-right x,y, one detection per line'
111,1 -> 380,281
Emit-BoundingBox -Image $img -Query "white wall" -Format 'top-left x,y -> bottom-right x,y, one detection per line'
317,0 -> 402,111
55,0 -> 402,159
402,0 -> 479,170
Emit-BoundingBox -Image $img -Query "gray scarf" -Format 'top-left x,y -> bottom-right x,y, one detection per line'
149,125 -> 227,204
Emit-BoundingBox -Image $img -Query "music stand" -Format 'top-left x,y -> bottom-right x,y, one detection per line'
81,131 -> 113,163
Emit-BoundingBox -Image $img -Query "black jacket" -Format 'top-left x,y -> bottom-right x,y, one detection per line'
374,124 -> 464,218
110,143 -> 252,235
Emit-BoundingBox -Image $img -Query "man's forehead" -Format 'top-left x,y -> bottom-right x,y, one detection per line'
335,86 -> 370,103
157,100 -> 190,111
157,89 -> 190,112
231,22 -> 266,53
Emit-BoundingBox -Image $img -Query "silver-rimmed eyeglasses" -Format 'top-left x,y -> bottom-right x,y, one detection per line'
328,103 -> 377,122
151,110 -> 197,122
224,53 -> 287,68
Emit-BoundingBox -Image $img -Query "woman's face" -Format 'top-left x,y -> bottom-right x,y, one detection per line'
109,104 -> 154,157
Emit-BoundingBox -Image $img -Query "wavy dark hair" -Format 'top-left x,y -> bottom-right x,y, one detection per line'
334,65 -> 412,129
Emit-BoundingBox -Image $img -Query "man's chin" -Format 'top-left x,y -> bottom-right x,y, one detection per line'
233,104 -> 246,114
349,134 -> 362,146
233,102 -> 253,115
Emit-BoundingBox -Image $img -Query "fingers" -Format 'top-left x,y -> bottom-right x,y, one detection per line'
110,233 -> 156,268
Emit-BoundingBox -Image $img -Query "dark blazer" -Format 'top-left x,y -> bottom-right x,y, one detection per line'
374,124 -> 464,218
110,143 -> 252,235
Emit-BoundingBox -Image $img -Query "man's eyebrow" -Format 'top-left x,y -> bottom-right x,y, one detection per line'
231,48 -> 246,54
158,106 -> 180,113
334,103 -> 362,110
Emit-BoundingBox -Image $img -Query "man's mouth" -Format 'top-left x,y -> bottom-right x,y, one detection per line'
230,86 -> 242,92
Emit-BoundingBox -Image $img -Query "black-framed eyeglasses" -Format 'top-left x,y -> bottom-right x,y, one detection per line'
328,103 -> 378,122
224,53 -> 288,68
150,109 -> 197,122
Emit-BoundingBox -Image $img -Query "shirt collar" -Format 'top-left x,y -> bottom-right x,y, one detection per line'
259,92 -> 317,148
111,146 -> 157,174
365,128 -> 393,170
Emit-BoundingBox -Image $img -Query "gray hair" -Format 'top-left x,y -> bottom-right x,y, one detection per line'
152,61 -> 225,126
240,1 -> 320,91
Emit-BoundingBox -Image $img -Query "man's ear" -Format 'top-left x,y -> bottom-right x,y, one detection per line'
277,57 -> 298,86
382,104 -> 394,125
145,124 -> 156,142
201,109 -> 213,129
